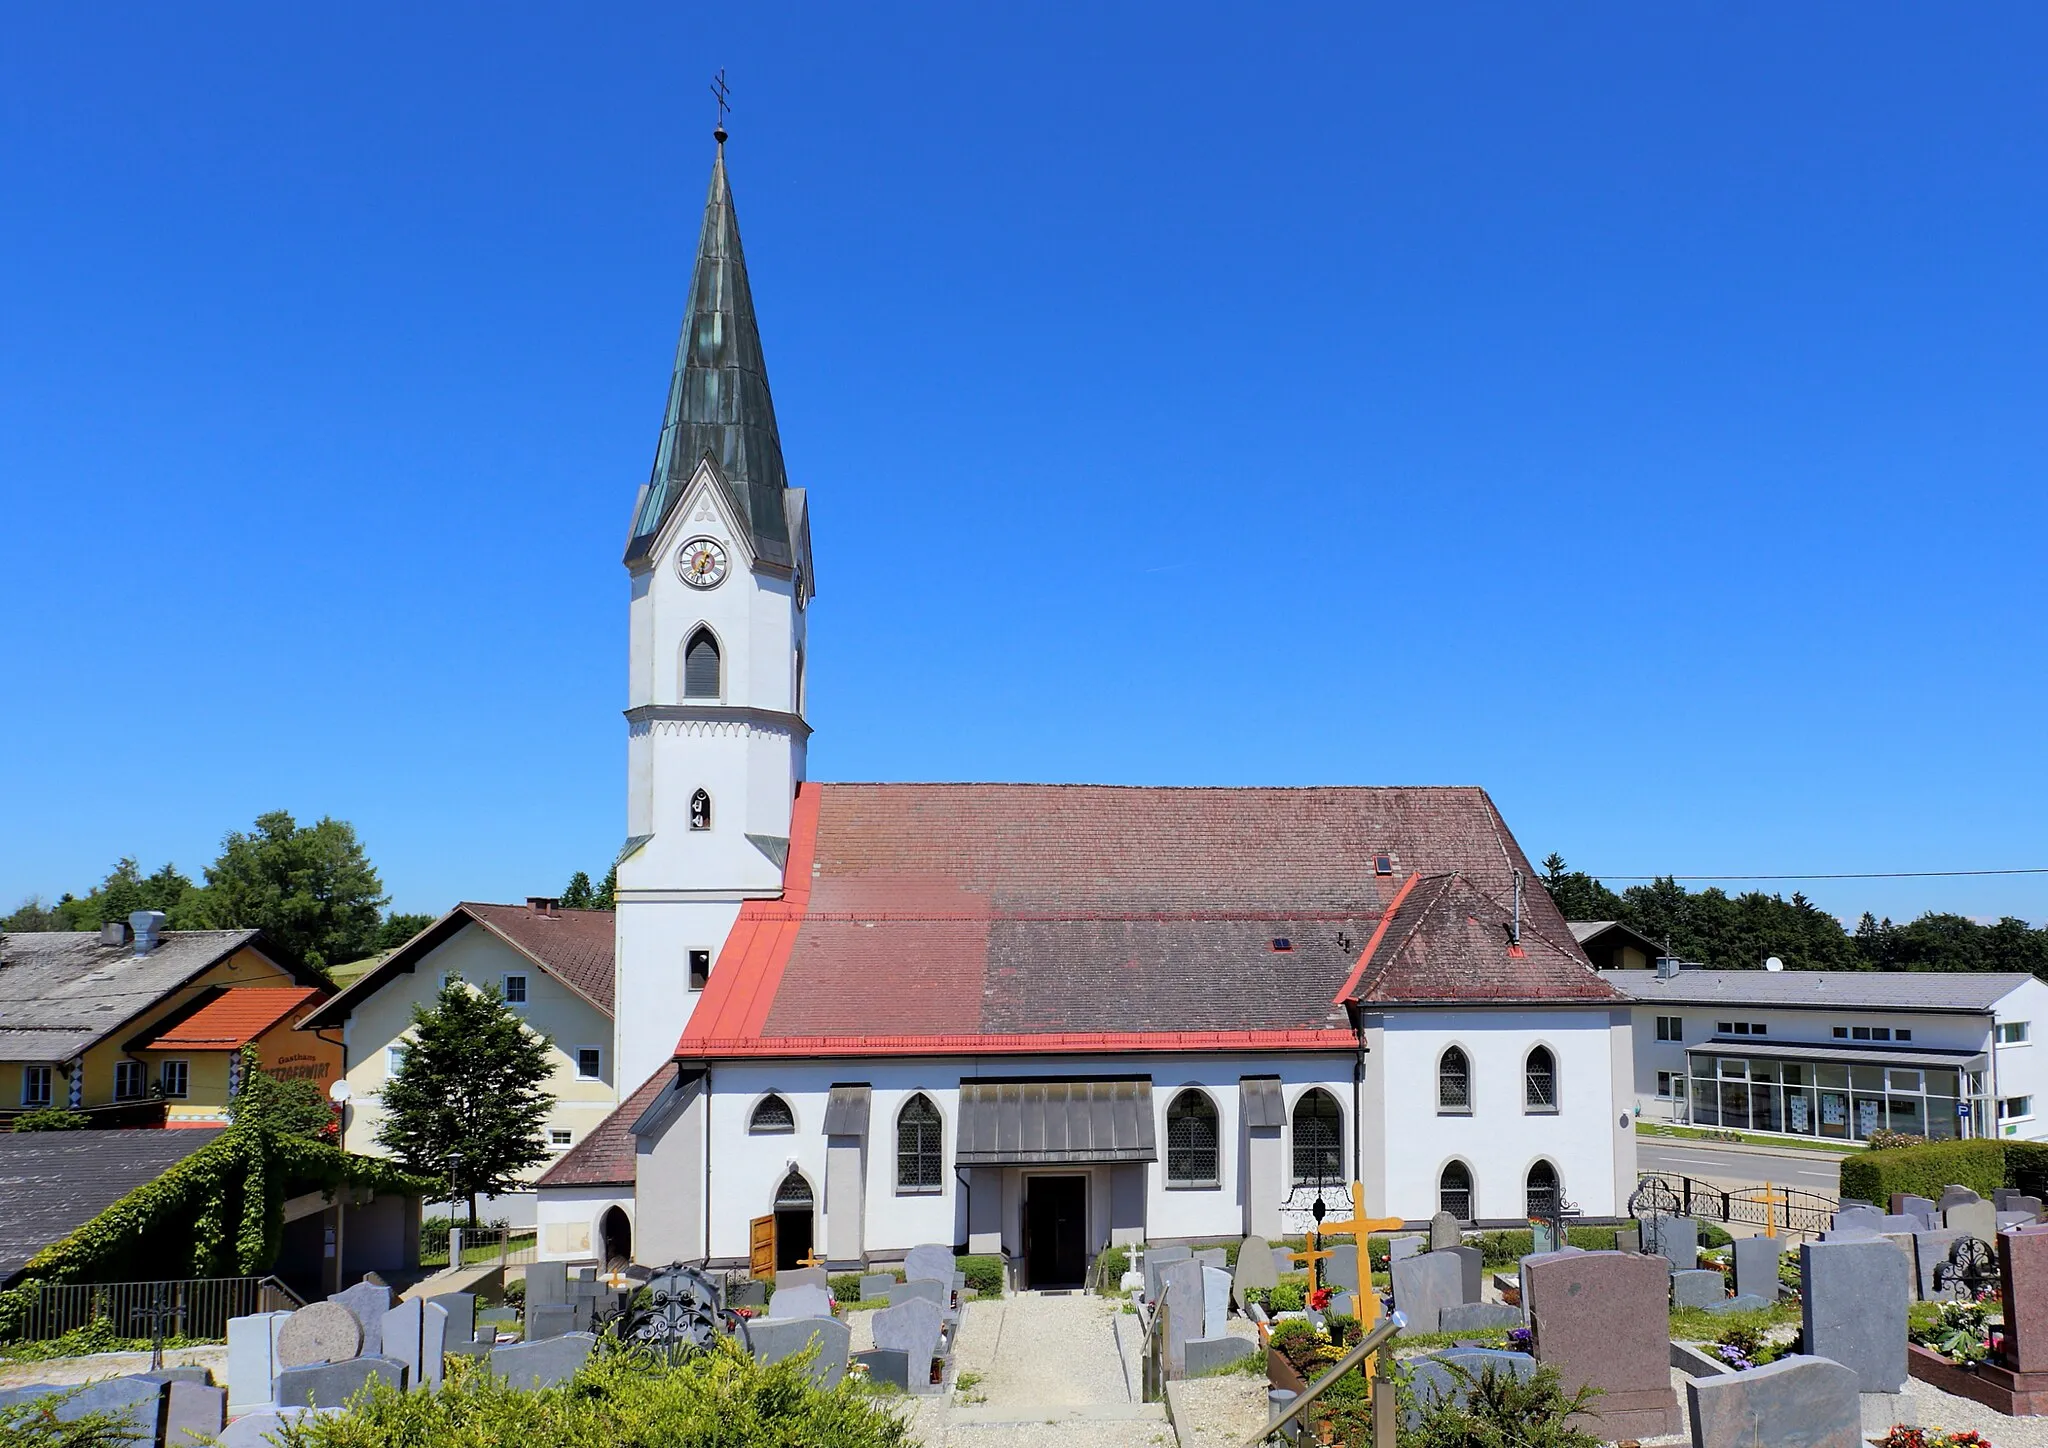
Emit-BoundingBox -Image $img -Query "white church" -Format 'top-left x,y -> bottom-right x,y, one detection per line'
535,135 -> 1635,1284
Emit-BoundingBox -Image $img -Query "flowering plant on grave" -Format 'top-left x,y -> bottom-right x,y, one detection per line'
1878,1429 -> 1994,1448
1505,1327 -> 1532,1354
1307,1286 -> 1334,1312
1910,1298 -> 1995,1364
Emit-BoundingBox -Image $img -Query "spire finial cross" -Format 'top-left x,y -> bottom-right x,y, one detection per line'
710,68 -> 732,144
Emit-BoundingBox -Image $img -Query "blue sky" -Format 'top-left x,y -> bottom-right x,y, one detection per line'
3,4 -> 2044,927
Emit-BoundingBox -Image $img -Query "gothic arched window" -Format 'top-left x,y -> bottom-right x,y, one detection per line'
690,788 -> 712,831
683,627 -> 721,699
1439,1161 -> 1474,1222
1438,1046 -> 1471,1114
896,1094 -> 943,1194
749,1094 -> 795,1134
1524,1047 -> 1558,1113
1165,1090 -> 1220,1189
1291,1088 -> 1344,1188
1526,1160 -> 1560,1221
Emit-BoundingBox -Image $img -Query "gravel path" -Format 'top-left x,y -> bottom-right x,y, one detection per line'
0,1346 -> 227,1391
1627,1365 -> 2048,1448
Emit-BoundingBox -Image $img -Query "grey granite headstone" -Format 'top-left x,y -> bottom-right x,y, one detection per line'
1447,1243 -> 1484,1303
1895,1194 -> 1938,1224
745,1316 -> 850,1387
1685,1353 -> 1860,1448
1703,1292 -> 1774,1315
1732,1236 -> 1784,1301
777,1266 -> 830,1292
1996,1188 -> 2020,1210
1430,1211 -> 1461,1251
2000,1211 -> 2034,1230
381,1297 -> 449,1391
1644,1216 -> 1699,1271
1914,1229 -> 1966,1299
1879,1233 -> 1921,1295
1271,1246 -> 1297,1277
1875,1214 -> 1921,1235
1201,1265 -> 1230,1339
1143,1244 -> 1192,1301
1186,1336 -> 1256,1374
1672,1269 -> 1726,1309
1832,1205 -> 1885,1234
1391,1250 -> 1464,1334
489,1332 -> 595,1390
1323,1247 -> 1361,1294
523,1260 -> 567,1307
1937,1185 -> 1982,1210
228,1310 -> 293,1411
1946,1199 -> 1997,1243
274,1356 -> 407,1409
425,1292 -> 476,1348
1837,1198 -> 1874,1210
163,1380 -> 226,1448
870,1298 -> 946,1394
1403,1349 -> 1537,1429
886,1277 -> 948,1312
1158,1257 -> 1205,1379
1439,1301 -> 1521,1332
1516,1245 -> 1584,1321
1192,1247 -> 1228,1273
217,1406 -> 336,1448
1233,1235 -> 1278,1306
2019,1195 -> 2045,1220
1615,1222 -> 1642,1255
525,1302 -> 577,1340
728,1279 -> 768,1308
326,1282 -> 392,1357
860,1273 -> 897,1302
768,1284 -> 834,1319
1801,1238 -> 1908,1393
1388,1236 -> 1424,1264
276,1301 -> 363,1368
904,1243 -> 956,1284
0,1377 -> 164,1440
853,1348 -> 911,1391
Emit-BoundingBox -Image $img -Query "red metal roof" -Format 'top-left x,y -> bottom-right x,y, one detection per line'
141,987 -> 327,1050
677,782 -> 1612,1062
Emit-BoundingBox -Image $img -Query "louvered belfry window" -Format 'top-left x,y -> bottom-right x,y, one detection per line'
1165,1090 -> 1220,1188
1439,1161 -> 1473,1222
749,1094 -> 795,1134
684,628 -> 721,698
1526,1160 -> 1560,1220
1439,1047 -> 1471,1113
896,1094 -> 943,1193
1525,1047 -> 1557,1112
1291,1088 -> 1343,1187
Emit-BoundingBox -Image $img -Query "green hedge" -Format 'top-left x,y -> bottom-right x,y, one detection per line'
959,1255 -> 1004,1298
1838,1138 -> 2005,1205
2007,1142 -> 2048,1201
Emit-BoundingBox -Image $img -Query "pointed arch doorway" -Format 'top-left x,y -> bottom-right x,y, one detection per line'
773,1169 -> 815,1271
599,1205 -> 632,1271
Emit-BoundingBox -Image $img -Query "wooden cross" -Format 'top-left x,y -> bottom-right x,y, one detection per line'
1315,1180 -> 1404,1370
796,1247 -> 825,1270
1290,1229 -> 1334,1291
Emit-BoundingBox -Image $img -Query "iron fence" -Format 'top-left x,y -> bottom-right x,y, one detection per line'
434,1224 -> 537,1269
1636,1173 -> 1836,1236
14,1276 -> 302,1343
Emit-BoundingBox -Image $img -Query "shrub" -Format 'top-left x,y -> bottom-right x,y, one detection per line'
10,1110 -> 88,1133
1698,1221 -> 1733,1249
1839,1139 -> 2005,1206
504,1277 -> 526,1307
1470,1226 -> 1632,1268
1868,1130 -> 1930,1152
959,1256 -> 1004,1298
2,1387 -> 154,1448
829,1274 -> 864,1303
1404,1359 -> 1603,1448
1268,1320 -> 1323,1377
420,1217 -> 455,1258
1093,1246 -> 1129,1293
2007,1140 -> 2048,1200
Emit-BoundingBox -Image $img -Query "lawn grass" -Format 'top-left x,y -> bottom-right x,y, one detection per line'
1667,1299 -> 1802,1341
1637,1121 -> 1863,1156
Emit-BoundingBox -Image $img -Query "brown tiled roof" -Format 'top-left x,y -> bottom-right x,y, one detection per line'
1336,873 -> 1618,1005
678,783 -> 1612,1060
535,1067 -> 670,1189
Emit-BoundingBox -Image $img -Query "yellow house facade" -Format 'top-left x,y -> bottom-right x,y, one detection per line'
299,900 -> 619,1217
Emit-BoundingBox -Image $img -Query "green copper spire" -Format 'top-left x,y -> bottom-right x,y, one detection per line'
626,138 -> 792,568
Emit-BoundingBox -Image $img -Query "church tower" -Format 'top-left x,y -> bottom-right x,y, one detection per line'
614,132 -> 812,1088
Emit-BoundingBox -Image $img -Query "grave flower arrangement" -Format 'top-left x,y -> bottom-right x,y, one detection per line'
1707,1324 -> 1787,1372
1909,1299 -> 1996,1367
1877,1428 -> 1994,1448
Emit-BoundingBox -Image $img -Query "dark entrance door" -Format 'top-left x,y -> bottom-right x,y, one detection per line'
1024,1175 -> 1088,1287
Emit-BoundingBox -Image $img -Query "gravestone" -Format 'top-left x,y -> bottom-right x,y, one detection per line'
728,1279 -> 768,1309
1822,1228 -> 1880,1242
276,1302 -> 363,1368
488,1332 -> 596,1390
1672,1269 -> 1725,1309
870,1298 -> 946,1395
1732,1235 -> 1784,1300
327,1282 -> 392,1357
1390,1250 -> 1463,1334
1947,1199 -> 1998,1243
769,1284 -> 834,1319
1832,1205 -> 1885,1234
1615,1222 -> 1642,1255
777,1267 -> 830,1292
227,1310 -> 293,1411
1525,1251 -> 1680,1439
1193,1247 -> 1228,1273
525,1302 -> 577,1340
1200,1266 -> 1230,1338
904,1243 -> 956,1284
1999,1225 -> 2048,1373
1439,1301 -> 1521,1332
1530,1220 -> 1558,1255
1686,1354 -> 1860,1448
0,1377 -> 164,1440
381,1297 -> 450,1391
1324,1247 -> 1361,1294
1232,1235 -> 1278,1307
1516,1245 -> 1583,1321
859,1273 -> 897,1302
426,1292 -> 476,1348
1879,1234 -> 1921,1295
1388,1236 -> 1424,1264
162,1380 -> 226,1448
1403,1349 -> 1537,1430
1704,1292 -> 1774,1315
217,1406 -> 336,1448
523,1260 -> 568,1308
746,1316 -> 850,1388
1430,1211 -> 1461,1251
1157,1257 -> 1206,1377
853,1349 -> 911,1391
1894,1194 -> 1939,1226
1143,1245 -> 1192,1301
1801,1237 -> 1908,1393
1644,1216 -> 1699,1271
2019,1195 -> 2045,1220
886,1278 -> 949,1315
274,1356 -> 408,1409
2000,1211 -> 2035,1230
1271,1246 -> 1296,1277
1186,1336 -> 1255,1374
1446,1243 -> 1484,1304
1938,1185 -> 1982,1210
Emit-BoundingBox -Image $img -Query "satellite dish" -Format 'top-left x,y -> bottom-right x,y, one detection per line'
1764,957 -> 1785,972
328,1079 -> 353,1104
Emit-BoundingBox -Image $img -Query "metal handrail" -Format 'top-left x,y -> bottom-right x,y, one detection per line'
1243,1317 -> 1400,1448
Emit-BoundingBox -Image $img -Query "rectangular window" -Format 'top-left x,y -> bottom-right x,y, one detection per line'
1655,1016 -> 1683,1042
1871,1027 -> 1892,1042
22,1065 -> 53,1108
1833,1026 -> 1849,1039
1853,1026 -> 1872,1041
503,974 -> 527,1005
548,1128 -> 573,1149
114,1060 -> 146,1101
1897,1029 -> 1913,1042
2000,1022 -> 2031,1046
1750,1023 -> 1767,1036
160,1060 -> 189,1099
1656,1071 -> 1679,1099
1717,1022 -> 1734,1036
387,1045 -> 407,1076
576,1048 -> 603,1081
689,949 -> 711,991
2002,1097 -> 2035,1121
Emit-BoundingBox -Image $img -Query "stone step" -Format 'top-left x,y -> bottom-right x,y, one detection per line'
950,1403 -> 1169,1425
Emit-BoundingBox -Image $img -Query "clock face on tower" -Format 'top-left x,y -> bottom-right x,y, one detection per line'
677,537 -> 729,589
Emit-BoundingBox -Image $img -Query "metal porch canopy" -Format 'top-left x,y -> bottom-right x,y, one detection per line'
955,1080 -> 1157,1164
1684,1041 -> 1989,1072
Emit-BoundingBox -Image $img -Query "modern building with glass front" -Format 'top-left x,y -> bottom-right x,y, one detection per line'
1600,958 -> 2048,1144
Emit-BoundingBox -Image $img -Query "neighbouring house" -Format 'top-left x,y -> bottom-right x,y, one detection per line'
0,913 -> 335,1129
1570,921 -> 1664,973
298,900 -> 618,1224
1606,962 -> 2048,1143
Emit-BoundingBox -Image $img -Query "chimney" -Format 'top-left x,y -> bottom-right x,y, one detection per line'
130,910 -> 166,956
1510,871 -> 1523,947
100,920 -> 133,948
1655,955 -> 1680,981
526,896 -> 560,918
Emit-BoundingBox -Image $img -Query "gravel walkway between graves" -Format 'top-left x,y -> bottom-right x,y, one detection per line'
1622,1366 -> 2048,1448
0,1346 -> 227,1390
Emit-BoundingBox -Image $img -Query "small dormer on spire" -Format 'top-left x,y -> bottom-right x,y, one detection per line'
626,130 -> 792,569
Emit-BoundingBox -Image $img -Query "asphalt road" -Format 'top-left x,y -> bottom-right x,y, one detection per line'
1636,1137 -> 1845,1197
